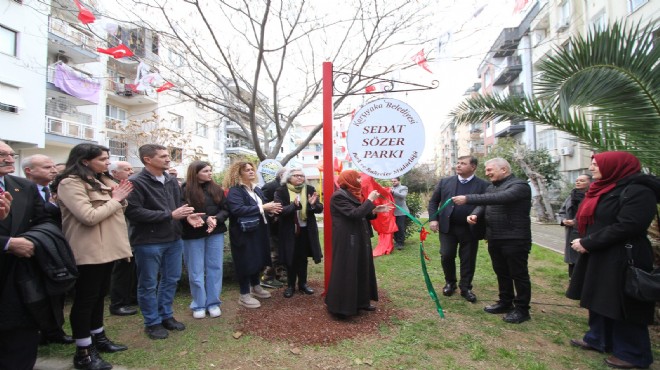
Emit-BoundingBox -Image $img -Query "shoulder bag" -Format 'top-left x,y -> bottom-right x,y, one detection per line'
624,244 -> 660,302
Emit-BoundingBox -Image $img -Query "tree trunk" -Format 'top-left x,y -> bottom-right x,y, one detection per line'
514,157 -> 554,222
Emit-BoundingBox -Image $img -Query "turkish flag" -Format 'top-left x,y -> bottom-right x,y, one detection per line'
365,85 -> 376,93
156,81 -> 174,93
73,0 -> 95,24
411,49 -> 432,73
97,44 -> 134,58
350,109 -> 356,120
514,0 -> 529,13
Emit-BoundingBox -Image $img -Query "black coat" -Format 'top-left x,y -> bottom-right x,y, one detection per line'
427,175 -> 489,238
180,182 -> 229,240
274,185 -> 323,267
125,170 -> 184,245
566,174 -> 660,324
0,175 -> 52,331
467,174 -> 532,241
226,185 -> 271,277
325,189 -> 378,316
557,190 -> 585,264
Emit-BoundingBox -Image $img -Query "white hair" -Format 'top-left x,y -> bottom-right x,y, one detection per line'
485,157 -> 511,173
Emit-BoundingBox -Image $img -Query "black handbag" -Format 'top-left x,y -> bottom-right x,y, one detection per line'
624,244 -> 660,302
238,216 -> 260,232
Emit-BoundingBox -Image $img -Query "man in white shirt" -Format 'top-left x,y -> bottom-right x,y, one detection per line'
22,154 -> 73,345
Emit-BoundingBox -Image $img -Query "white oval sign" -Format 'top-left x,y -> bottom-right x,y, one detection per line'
347,98 -> 424,179
257,159 -> 282,185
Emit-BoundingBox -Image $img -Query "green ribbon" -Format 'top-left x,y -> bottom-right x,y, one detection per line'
389,198 -> 453,318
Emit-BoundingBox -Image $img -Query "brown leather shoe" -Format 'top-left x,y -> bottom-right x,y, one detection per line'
604,356 -> 646,369
569,339 -> 598,352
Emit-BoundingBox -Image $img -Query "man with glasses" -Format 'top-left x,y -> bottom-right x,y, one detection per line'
0,141 -> 52,369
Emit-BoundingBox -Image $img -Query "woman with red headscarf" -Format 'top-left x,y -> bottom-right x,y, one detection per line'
325,170 -> 391,318
567,152 -> 660,369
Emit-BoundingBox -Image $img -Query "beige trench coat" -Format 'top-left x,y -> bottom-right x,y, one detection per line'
58,175 -> 132,265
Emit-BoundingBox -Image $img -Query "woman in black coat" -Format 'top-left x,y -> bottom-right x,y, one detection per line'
557,174 -> 591,278
325,170 -> 391,318
567,151 -> 659,369
223,161 -> 282,309
274,167 -> 323,298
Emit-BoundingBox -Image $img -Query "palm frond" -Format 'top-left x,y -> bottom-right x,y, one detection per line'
449,20 -> 660,174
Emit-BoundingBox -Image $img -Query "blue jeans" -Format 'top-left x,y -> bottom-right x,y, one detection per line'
183,234 -> 224,311
133,240 -> 183,327
583,310 -> 653,367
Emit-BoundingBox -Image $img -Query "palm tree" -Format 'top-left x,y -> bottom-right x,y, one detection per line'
450,21 -> 660,174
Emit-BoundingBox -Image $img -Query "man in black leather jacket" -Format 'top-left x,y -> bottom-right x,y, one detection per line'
452,157 -> 532,324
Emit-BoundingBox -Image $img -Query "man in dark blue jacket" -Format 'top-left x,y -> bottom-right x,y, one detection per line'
125,144 -> 199,340
453,157 -> 532,324
0,141 -> 52,369
428,155 -> 488,303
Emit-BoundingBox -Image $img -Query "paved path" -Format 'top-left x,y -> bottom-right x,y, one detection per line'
530,221 -> 565,254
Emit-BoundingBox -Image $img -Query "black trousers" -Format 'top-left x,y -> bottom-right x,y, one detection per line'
393,215 -> 406,246
109,258 -> 137,309
0,328 -> 39,370
287,227 -> 310,288
439,223 -> 479,290
70,262 -> 114,339
487,240 -> 531,311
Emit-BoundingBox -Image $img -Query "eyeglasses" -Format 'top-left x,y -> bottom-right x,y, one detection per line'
292,174 -> 305,178
0,152 -> 18,159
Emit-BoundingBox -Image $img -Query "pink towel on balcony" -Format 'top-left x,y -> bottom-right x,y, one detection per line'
53,63 -> 100,104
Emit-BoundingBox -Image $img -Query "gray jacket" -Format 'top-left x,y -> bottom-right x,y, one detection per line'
391,184 -> 409,216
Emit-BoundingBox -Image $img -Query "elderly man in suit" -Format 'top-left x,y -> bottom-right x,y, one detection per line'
428,155 -> 488,303
22,154 -> 74,345
0,141 -> 53,369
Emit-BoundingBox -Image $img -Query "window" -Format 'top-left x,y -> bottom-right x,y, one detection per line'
214,127 -> 222,150
537,129 -> 557,151
168,49 -> 183,67
105,104 -> 127,128
0,83 -> 20,113
628,0 -> 648,13
560,1 -> 571,23
0,25 -> 17,56
590,11 -> 607,31
196,101 -> 207,111
151,33 -> 159,55
196,122 -> 207,136
108,139 -> 127,159
315,144 -> 322,151
170,113 -> 183,131
169,147 -> 183,162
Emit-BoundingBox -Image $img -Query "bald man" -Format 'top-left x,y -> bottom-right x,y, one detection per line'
22,154 -> 74,345
108,161 -> 138,316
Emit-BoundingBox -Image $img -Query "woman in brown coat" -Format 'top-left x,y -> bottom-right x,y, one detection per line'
54,144 -> 133,370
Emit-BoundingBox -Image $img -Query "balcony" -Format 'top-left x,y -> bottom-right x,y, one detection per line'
46,65 -> 100,106
48,18 -> 99,64
225,137 -> 256,156
105,79 -> 158,106
495,120 -> 525,138
491,28 -> 520,58
46,115 -> 95,141
505,84 -> 525,98
493,56 -> 522,86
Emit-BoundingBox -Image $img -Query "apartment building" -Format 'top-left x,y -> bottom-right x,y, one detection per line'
0,0 -> 250,176
444,0 -> 658,183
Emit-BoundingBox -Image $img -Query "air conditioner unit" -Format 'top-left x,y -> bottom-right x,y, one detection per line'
556,19 -> 569,32
550,154 -> 561,163
559,146 -> 574,156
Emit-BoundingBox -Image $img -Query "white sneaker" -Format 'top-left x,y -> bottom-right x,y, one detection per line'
238,294 -> 261,308
208,306 -> 222,318
250,284 -> 272,299
192,310 -> 206,319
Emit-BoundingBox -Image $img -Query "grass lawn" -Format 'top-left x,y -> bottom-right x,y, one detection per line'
38,229 -> 660,369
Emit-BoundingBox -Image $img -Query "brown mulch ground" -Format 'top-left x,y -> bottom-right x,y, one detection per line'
236,280 -> 399,346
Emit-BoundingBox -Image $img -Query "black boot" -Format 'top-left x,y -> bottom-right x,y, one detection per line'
73,345 -> 113,370
92,331 -> 127,353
